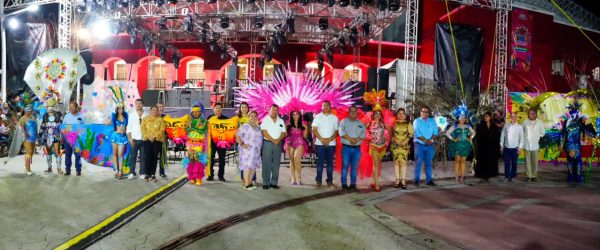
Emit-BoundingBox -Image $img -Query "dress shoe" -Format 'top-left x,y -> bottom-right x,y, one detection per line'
426,181 -> 437,186
349,184 -> 357,191
314,182 -> 322,189
64,172 -> 71,176
218,177 -> 227,182
206,176 -> 214,181
262,185 -> 270,190
270,184 -> 279,189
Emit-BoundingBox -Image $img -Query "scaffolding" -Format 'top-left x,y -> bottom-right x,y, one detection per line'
400,0 -> 419,114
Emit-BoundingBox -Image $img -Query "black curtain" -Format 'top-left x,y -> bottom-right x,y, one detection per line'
434,23 -> 483,97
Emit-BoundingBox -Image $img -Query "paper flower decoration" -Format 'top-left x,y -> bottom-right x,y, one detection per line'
44,58 -> 67,84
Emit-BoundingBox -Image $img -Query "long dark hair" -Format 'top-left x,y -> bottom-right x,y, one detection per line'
287,111 -> 305,131
237,102 -> 249,118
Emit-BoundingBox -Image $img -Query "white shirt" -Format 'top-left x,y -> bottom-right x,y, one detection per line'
127,109 -> 148,140
523,119 -> 545,151
500,122 -> 524,149
260,116 -> 286,139
312,112 -> 339,146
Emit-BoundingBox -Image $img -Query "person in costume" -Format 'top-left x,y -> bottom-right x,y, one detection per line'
391,108 -> 413,189
39,98 -> 64,174
367,109 -> 392,192
474,112 -> 500,182
141,106 -> 167,182
445,103 -> 476,184
236,110 -> 263,190
185,105 -> 208,185
339,106 -> 365,192
285,110 -> 308,185
19,105 -> 37,176
559,100 -> 597,184
109,104 -> 129,178
63,101 -> 85,176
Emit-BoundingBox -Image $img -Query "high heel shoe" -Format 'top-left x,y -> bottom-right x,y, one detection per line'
393,179 -> 401,188
401,179 -> 407,190
374,185 -> 381,192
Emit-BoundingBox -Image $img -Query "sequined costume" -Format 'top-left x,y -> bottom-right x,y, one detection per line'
446,125 -> 476,157
39,111 -> 64,171
391,122 -> 413,161
110,113 -> 129,145
185,113 -> 208,185
560,105 -> 596,184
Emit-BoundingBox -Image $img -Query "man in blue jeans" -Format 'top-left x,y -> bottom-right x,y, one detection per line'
500,112 -> 524,182
312,101 -> 339,189
338,106 -> 366,192
413,105 -> 438,186
63,101 -> 84,176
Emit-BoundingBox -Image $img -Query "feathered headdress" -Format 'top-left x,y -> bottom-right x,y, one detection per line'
108,86 -> 125,107
363,89 -> 388,111
452,101 -> 471,120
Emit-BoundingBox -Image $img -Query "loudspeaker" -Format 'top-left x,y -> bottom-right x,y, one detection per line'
378,68 -> 389,93
225,64 -> 238,107
366,67 -> 377,92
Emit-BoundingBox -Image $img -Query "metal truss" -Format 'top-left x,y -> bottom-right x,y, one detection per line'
446,0 -> 511,10
3,0 -> 59,11
58,0 -> 72,48
492,7 -> 509,111
514,0 -> 599,32
400,0 -> 418,113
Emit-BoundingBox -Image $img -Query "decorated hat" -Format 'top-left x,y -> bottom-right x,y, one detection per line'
452,101 -> 471,120
363,89 -> 388,111
108,86 -> 125,108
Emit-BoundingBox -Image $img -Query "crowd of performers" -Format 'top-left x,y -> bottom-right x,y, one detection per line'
13,96 -> 596,188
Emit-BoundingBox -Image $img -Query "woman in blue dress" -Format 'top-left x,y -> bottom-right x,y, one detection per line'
110,104 -> 129,178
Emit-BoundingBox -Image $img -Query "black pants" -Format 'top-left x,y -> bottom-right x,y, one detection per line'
210,147 -> 226,179
143,140 -> 163,177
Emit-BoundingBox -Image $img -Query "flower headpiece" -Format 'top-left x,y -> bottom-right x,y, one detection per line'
452,101 -> 471,120
363,89 -> 388,111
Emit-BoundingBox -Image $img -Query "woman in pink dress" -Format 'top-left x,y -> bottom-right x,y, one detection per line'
285,111 -> 308,185
235,111 -> 263,190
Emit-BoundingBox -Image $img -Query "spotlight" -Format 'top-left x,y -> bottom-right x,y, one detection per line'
246,0 -> 256,4
157,17 -> 168,30
349,27 -> 358,47
183,16 -> 193,32
352,0 -> 361,9
377,0 -> 386,11
339,0 -> 349,7
318,17 -> 328,30
167,0 -> 178,4
7,18 -> 19,30
209,39 -> 218,52
105,0 -> 116,10
276,31 -> 287,45
143,35 -> 153,53
118,0 -> 128,8
85,0 -> 98,12
158,45 -> 167,61
172,53 -> 181,69
132,0 -> 141,7
326,48 -> 334,63
265,49 -> 273,62
76,5 -> 86,13
199,29 -> 207,43
220,50 -> 228,60
26,5 -> 39,12
300,0 -> 309,5
220,16 -> 229,29
362,22 -> 370,36
91,19 -> 111,39
326,0 -> 335,7
286,17 -> 295,34
389,0 -> 400,11
77,29 -> 90,40
254,16 -> 264,29
155,0 -> 165,7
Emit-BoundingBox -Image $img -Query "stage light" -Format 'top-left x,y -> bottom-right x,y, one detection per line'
158,45 -> 167,61
167,0 -> 178,4
377,0 -> 386,11
326,47 -> 334,63
349,27 -> 358,47
265,49 -> 273,62
85,0 -> 98,12
300,0 -> 309,6
132,0 -> 141,7
254,16 -> 264,29
26,5 -> 39,12
388,0 -> 399,11
91,19 -> 112,40
76,5 -> 86,12
199,29 -> 207,43
118,0 -> 128,8
77,29 -> 90,40
209,39 -> 218,52
143,35 -> 153,53
326,0 -> 335,7
183,16 -> 193,32
220,51 -> 228,60
105,0 -> 117,10
288,0 -> 298,3
339,0 -> 349,7
206,0 -> 217,4
157,17 -> 168,30
276,31 -> 286,45
172,53 -> 181,69
246,0 -> 256,4
155,0 -> 165,7
220,16 -> 229,29
318,17 -> 328,30
286,17 -> 295,34
362,22 -> 370,36
352,0 -> 361,9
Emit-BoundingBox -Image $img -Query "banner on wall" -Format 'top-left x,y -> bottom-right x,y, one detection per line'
510,9 -> 533,72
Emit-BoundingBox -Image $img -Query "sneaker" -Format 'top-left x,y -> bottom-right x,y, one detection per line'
139,174 -> 146,180
501,178 -> 509,182
64,172 -> 71,176
426,181 -> 437,186
246,185 -> 257,190
314,182 -> 322,189
327,182 -> 337,189
127,173 -> 136,180
160,173 -> 167,178
349,184 -> 357,191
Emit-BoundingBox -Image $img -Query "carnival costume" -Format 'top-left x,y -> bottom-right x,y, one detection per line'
560,100 -> 596,184
184,105 -> 208,185
39,98 -> 64,173
19,106 -> 38,174
446,103 -> 476,157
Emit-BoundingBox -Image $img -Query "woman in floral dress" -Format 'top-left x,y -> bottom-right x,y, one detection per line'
236,111 -> 263,190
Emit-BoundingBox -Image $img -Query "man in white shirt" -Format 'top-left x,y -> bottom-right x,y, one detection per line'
312,101 -> 339,189
63,101 -> 85,176
523,109 -> 545,182
500,112 -> 524,182
260,105 -> 287,190
126,99 -> 147,179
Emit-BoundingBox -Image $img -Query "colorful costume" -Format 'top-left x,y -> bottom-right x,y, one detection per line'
446,103 -> 475,157
110,113 -> 129,145
19,111 -> 37,170
284,125 -> 308,154
368,122 -> 387,159
39,109 -> 64,171
184,106 -> 208,185
560,100 -> 596,184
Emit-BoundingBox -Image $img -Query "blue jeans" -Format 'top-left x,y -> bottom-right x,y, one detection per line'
414,143 -> 435,183
341,146 -> 361,185
64,142 -> 81,173
503,147 -> 518,179
315,145 -> 335,184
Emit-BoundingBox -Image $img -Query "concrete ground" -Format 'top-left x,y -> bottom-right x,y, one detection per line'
1,150 -> 597,249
